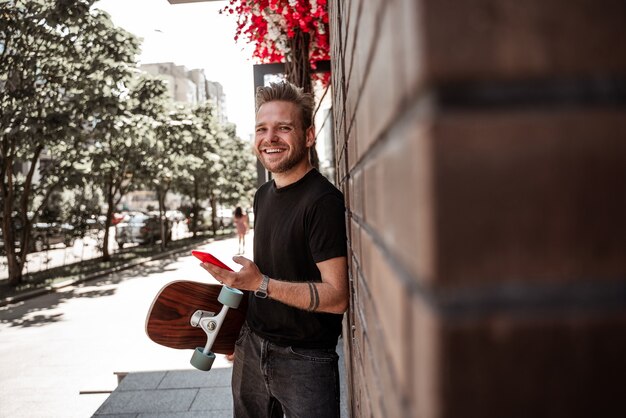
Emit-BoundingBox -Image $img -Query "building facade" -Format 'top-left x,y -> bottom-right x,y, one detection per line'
330,1 -> 626,417
140,62 -> 228,123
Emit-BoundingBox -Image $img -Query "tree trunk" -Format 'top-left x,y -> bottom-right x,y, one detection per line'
102,175 -> 115,261
4,245 -> 22,287
157,187 -> 168,251
192,181 -> 199,237
18,143 -> 47,272
285,28 -> 312,94
285,28 -> 319,169
209,195 -> 217,236
17,212 -> 33,273
2,142 -> 25,286
102,204 -> 114,261
2,152 -> 22,286
2,209 -> 22,287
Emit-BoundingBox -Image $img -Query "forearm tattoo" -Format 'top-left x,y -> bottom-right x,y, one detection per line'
307,282 -> 320,312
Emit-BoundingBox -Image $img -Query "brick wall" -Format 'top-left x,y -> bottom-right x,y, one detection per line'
329,0 -> 626,417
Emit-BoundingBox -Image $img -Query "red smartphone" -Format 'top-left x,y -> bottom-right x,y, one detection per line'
192,250 -> 233,271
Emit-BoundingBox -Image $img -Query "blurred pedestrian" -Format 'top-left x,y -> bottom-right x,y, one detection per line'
233,206 -> 249,255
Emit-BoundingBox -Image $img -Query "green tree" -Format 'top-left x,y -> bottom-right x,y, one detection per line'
173,103 -> 218,237
0,0 -> 141,285
173,104 -> 255,236
141,105 -> 201,249
88,75 -> 168,260
217,123 -> 256,210
187,108 -> 252,235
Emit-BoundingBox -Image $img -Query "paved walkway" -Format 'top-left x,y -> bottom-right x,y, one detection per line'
93,340 -> 349,417
93,368 -> 234,417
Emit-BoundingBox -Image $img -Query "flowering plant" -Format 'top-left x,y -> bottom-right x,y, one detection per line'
222,0 -> 330,69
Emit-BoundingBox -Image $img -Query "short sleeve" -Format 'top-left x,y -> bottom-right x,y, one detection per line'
307,192 -> 348,263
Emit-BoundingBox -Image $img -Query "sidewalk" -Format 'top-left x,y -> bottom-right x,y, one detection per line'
93,339 -> 349,417
93,367 -> 235,417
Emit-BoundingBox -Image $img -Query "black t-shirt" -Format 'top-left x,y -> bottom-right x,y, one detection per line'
249,169 -> 347,348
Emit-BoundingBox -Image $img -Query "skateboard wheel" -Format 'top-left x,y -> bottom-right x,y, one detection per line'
190,347 -> 216,371
218,286 -> 243,309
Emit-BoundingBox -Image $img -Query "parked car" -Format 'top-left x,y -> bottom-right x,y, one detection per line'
194,208 -> 233,231
31,222 -> 75,252
115,213 -> 171,248
111,213 -> 127,226
0,220 -> 75,253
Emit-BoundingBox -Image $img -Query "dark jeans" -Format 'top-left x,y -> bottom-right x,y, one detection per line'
232,322 -> 340,418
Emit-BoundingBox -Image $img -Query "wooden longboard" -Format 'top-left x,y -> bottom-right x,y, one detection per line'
145,281 -> 248,355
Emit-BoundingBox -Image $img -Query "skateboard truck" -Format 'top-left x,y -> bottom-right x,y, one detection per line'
189,286 -> 244,371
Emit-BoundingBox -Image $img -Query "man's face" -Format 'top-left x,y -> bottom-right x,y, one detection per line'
254,100 -> 311,174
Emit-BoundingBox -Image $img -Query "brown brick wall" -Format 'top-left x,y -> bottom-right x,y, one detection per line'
433,109 -> 626,286
438,314 -> 626,418
330,0 -> 626,417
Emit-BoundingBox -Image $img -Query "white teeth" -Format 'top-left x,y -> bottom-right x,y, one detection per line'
265,149 -> 284,154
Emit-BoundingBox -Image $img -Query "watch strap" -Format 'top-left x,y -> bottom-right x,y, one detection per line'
254,274 -> 269,298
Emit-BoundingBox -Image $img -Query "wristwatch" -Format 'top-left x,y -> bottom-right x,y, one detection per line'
254,274 -> 270,299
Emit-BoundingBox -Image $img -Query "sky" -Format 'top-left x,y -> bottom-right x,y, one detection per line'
94,0 -> 256,140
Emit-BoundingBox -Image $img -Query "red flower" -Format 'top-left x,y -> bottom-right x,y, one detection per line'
222,0 -> 331,83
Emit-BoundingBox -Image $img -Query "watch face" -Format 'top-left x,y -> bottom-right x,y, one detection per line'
254,290 -> 268,299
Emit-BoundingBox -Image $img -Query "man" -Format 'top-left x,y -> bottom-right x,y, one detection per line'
202,81 -> 348,418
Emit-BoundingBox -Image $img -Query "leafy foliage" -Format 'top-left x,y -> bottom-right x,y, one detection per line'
162,102 -> 256,237
137,104 -> 199,249
222,0 -> 329,67
88,74 -> 169,259
0,0 -> 142,284
217,122 -> 256,209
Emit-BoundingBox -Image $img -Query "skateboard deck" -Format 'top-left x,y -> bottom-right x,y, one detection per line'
145,280 -> 248,355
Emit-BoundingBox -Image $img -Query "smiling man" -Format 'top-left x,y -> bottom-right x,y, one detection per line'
202,81 -> 348,418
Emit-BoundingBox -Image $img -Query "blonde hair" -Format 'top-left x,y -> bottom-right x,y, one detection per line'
255,81 -> 315,132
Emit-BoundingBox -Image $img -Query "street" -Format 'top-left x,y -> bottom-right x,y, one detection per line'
0,232 -> 252,418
